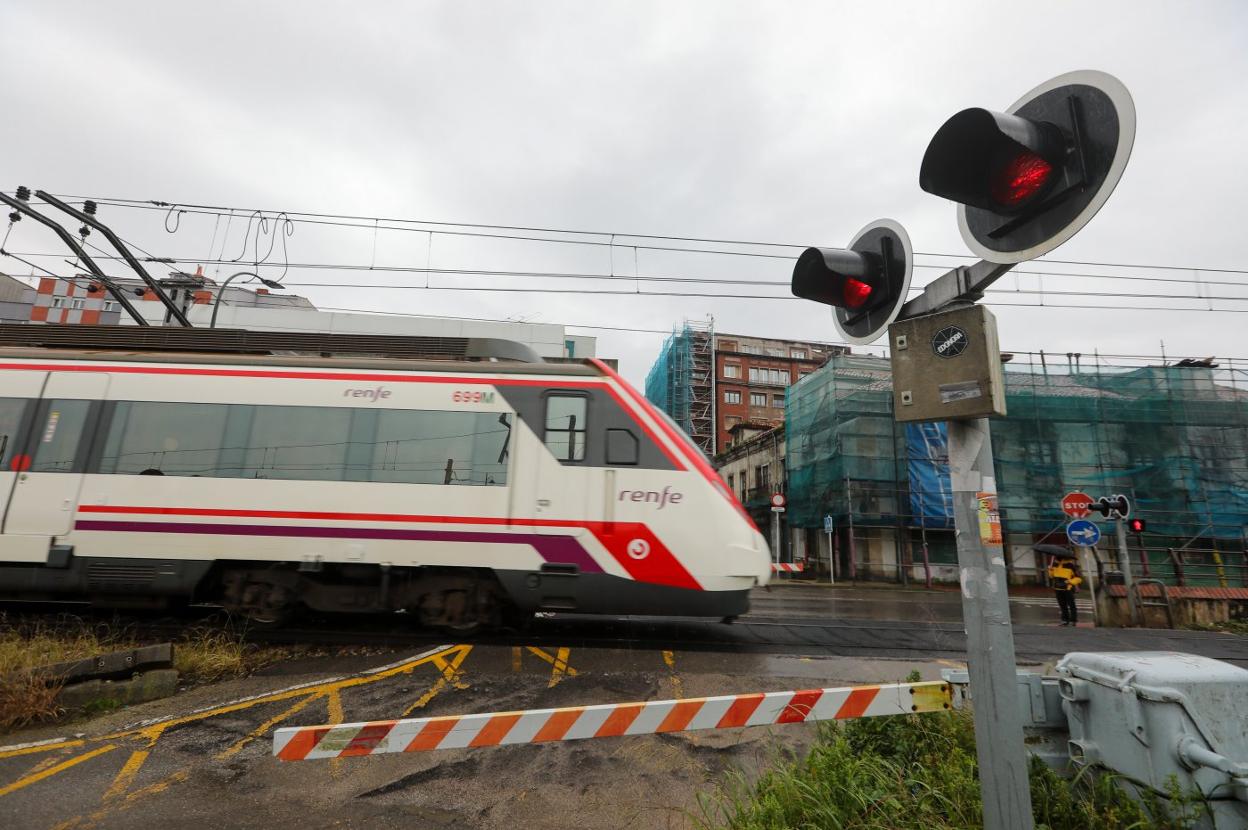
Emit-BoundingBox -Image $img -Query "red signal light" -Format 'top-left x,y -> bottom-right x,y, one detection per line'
842,278 -> 873,309
1128,518 -> 1146,533
992,151 -> 1053,206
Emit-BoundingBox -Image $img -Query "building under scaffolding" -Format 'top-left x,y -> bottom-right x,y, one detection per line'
785,353 -> 1248,587
644,320 -> 714,456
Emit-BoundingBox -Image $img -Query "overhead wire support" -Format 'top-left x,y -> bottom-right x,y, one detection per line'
36,190 -> 193,327
0,190 -> 149,327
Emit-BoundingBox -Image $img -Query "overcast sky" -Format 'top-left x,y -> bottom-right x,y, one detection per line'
2,1 -> 1246,386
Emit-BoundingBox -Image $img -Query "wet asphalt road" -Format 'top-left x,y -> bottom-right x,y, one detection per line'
2,582 -> 1245,829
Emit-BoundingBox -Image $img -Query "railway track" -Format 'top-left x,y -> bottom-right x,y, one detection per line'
4,601 -> 1248,663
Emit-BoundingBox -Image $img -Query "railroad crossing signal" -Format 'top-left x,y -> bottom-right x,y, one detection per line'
919,70 -> 1136,264
790,218 -> 913,345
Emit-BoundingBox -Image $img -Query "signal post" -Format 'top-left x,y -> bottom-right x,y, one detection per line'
790,71 -> 1136,829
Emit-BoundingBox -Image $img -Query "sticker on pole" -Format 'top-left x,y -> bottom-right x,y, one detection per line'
1065,519 -> 1101,547
976,492 -> 1002,546
1061,491 -> 1093,519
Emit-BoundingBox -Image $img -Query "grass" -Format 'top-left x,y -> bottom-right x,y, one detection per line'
1186,619 -> 1248,636
695,673 -> 1211,830
0,616 -> 289,732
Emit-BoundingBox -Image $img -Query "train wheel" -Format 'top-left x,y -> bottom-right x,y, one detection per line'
221,573 -> 296,628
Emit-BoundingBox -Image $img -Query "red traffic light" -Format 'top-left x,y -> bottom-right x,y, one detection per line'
1128,518 -> 1146,533
919,71 -> 1135,265
843,278 -> 873,309
789,219 -> 913,346
991,151 -> 1054,207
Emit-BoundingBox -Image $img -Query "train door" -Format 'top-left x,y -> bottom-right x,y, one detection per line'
0,372 -> 109,562
0,369 -> 47,562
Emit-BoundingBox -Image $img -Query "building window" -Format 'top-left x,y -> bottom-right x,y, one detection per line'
719,340 -> 737,351
564,339 -> 576,358
51,297 -> 65,309
774,369 -> 790,384
755,464 -> 769,489
766,347 -> 786,357
71,299 -> 85,310
723,390 -> 741,404
740,344 -> 761,355
791,349 -> 806,359
723,363 -> 740,379
750,392 -> 767,407
773,392 -> 785,407
103,301 -> 116,311
748,367 -> 759,383
726,472 -> 734,492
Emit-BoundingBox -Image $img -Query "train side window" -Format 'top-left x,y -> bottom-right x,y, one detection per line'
544,395 -> 586,462
29,400 -> 91,473
606,428 -> 639,465
0,398 -> 30,469
242,405 -> 352,481
99,401 -> 231,476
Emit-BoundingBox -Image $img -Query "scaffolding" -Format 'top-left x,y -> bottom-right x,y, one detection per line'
785,353 -> 1248,585
644,318 -> 715,455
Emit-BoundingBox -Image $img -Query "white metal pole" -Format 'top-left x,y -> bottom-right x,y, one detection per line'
1116,517 -> 1140,625
947,417 -> 1034,830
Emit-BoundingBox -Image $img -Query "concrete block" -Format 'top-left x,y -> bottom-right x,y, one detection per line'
56,669 -> 179,711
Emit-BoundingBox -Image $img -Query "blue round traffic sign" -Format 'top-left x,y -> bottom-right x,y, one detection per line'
1065,519 -> 1101,547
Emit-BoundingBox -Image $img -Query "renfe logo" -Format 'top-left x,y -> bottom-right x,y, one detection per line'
619,487 -> 683,509
344,386 -> 391,401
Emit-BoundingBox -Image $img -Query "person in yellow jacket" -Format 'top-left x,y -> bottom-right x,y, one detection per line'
1048,555 -> 1084,626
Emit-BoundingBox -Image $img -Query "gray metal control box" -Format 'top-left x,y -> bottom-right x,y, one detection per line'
1058,652 -> 1248,823
888,304 -> 1007,423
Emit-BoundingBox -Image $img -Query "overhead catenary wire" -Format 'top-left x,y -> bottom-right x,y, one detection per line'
17,191 -> 1248,279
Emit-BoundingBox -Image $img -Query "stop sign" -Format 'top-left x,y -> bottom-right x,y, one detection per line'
1061,491 -> 1093,519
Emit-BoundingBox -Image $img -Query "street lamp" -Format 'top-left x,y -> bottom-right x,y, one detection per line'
209,271 -> 286,328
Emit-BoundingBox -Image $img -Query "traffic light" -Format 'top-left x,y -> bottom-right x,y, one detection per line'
791,218 -> 913,345
1090,494 -> 1130,519
919,70 -> 1136,264
1128,517 -> 1147,533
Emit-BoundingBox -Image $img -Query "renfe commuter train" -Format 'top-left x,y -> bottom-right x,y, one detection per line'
0,326 -> 769,630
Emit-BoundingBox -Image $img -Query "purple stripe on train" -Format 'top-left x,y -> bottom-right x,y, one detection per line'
72,520 -> 604,574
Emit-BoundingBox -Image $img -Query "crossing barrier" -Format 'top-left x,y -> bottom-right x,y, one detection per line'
771,562 -> 804,573
273,678 -> 952,761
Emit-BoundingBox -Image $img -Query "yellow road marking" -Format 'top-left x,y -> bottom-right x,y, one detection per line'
20,753 -> 69,779
401,645 -> 472,717
102,750 -> 149,802
525,646 -> 578,682
54,770 -> 191,830
215,694 -> 324,761
661,650 -> 684,699
0,744 -> 117,798
547,647 -> 572,688
512,646 -> 522,672
0,644 -> 465,808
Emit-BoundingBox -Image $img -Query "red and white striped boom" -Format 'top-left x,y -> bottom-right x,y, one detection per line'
274,679 -> 952,761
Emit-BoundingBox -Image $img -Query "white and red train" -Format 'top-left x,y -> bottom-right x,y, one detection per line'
0,328 -> 769,629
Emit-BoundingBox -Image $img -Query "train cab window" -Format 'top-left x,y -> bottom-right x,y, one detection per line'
544,395 -> 586,462
29,400 -> 92,473
0,398 -> 29,469
606,428 -> 639,465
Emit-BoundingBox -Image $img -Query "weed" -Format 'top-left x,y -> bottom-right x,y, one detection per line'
696,671 -> 1211,830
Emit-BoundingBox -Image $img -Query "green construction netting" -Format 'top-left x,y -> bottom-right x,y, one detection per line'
644,326 -> 696,437
786,354 -> 1248,583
